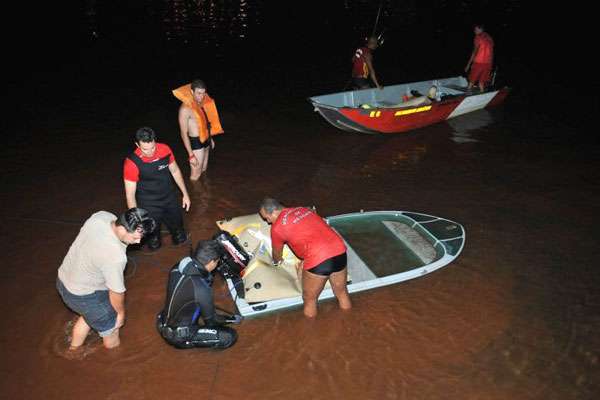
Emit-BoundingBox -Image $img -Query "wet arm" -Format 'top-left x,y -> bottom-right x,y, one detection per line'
272,245 -> 283,264
466,44 -> 479,70
169,162 -> 191,210
124,180 -> 137,208
365,53 -> 381,88
109,290 -> 126,327
178,106 -> 194,158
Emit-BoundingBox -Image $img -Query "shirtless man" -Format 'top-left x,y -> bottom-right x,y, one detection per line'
175,79 -> 224,180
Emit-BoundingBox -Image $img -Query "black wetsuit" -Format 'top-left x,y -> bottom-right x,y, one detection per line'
156,257 -> 237,349
127,151 -> 187,248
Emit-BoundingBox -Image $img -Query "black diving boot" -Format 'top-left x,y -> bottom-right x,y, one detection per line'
171,229 -> 191,246
146,231 -> 162,251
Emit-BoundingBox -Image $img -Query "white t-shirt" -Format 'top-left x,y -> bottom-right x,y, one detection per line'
58,211 -> 128,295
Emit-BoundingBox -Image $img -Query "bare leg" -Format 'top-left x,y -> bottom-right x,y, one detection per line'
69,316 -> 91,349
329,267 -> 352,310
191,148 -> 207,180
479,81 -> 485,92
301,269 -> 328,318
102,329 -> 121,349
201,147 -> 210,172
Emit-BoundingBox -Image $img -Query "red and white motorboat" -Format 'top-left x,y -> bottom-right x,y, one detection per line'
309,76 -> 509,134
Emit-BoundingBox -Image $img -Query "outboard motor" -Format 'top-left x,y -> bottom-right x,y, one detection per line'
213,230 -> 250,299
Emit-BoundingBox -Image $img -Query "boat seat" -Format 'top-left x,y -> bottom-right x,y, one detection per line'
382,221 -> 437,264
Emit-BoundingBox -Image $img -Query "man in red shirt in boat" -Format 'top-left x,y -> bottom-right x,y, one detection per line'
352,36 -> 382,90
173,79 -> 224,180
465,24 -> 494,92
259,198 -> 352,318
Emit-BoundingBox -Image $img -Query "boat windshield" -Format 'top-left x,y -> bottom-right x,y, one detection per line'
329,213 -> 444,277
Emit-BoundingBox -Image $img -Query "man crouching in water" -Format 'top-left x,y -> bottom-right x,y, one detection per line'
56,208 -> 156,352
156,240 -> 239,349
259,198 -> 352,317
174,79 -> 224,180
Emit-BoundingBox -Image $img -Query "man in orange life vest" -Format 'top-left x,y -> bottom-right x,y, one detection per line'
173,79 -> 224,181
465,24 -> 494,92
352,36 -> 382,90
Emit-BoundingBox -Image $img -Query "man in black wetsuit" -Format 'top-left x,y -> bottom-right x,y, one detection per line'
156,240 -> 239,349
123,127 -> 191,251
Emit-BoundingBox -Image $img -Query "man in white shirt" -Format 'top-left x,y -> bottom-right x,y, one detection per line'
56,208 -> 156,351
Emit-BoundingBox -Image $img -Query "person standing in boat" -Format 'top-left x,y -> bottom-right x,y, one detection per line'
173,79 -> 224,181
259,198 -> 352,318
352,36 -> 382,90
123,127 -> 191,251
465,24 -> 494,92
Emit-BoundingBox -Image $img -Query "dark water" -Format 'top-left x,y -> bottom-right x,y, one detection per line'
2,1 -> 600,399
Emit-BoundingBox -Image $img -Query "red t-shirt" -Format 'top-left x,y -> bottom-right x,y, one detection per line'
123,143 -> 175,182
474,32 -> 494,64
271,207 -> 346,269
352,47 -> 370,78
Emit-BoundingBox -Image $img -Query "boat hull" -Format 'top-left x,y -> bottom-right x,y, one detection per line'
309,77 -> 509,134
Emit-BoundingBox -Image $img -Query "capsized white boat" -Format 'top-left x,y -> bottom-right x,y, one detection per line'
216,210 -> 465,317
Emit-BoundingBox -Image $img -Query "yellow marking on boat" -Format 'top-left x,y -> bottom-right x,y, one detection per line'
394,105 -> 432,116
231,223 -> 262,237
369,110 -> 382,118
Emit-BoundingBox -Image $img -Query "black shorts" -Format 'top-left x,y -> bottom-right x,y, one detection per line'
307,253 -> 347,276
352,77 -> 371,90
190,136 -> 209,150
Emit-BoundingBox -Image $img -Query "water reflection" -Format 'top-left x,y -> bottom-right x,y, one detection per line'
447,109 -> 494,143
84,0 -> 99,39
81,0 -> 521,45
163,0 -> 257,42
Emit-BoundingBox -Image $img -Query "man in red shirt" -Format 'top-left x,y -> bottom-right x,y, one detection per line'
352,36 -> 382,90
259,198 -> 352,318
123,127 -> 191,250
465,24 -> 494,92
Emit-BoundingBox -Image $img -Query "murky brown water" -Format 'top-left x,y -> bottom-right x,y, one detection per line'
1,82 -> 599,400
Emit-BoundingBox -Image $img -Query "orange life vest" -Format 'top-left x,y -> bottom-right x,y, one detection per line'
172,84 -> 224,143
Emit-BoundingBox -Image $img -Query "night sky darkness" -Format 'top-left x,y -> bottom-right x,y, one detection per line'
7,1 -> 598,131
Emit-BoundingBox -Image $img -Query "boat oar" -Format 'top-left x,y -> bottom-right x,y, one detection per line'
371,0 -> 383,38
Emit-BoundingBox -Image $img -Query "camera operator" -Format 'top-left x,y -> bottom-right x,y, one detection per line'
156,240 -> 241,349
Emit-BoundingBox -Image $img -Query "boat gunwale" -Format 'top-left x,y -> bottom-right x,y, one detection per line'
310,87 -> 509,113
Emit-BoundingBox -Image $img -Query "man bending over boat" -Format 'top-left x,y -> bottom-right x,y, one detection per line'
352,36 -> 382,90
465,24 -> 494,92
173,79 -> 224,180
259,198 -> 352,317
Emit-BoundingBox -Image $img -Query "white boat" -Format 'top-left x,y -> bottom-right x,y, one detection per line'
216,210 -> 465,317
